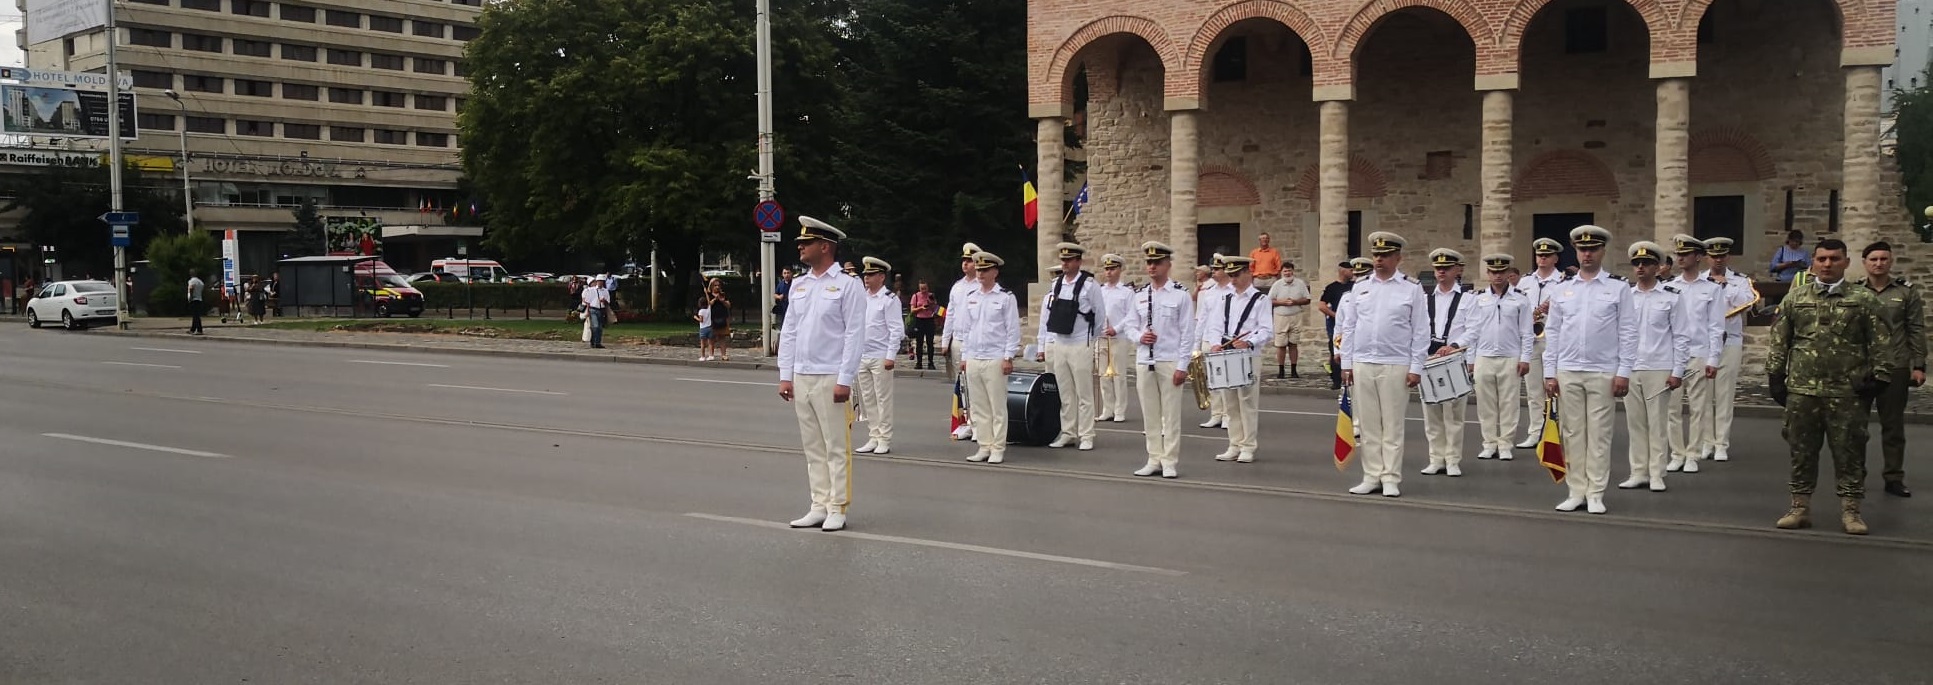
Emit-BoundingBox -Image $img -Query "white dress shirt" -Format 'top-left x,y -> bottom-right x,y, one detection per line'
1035,271 -> 1110,345
1427,283 -> 1475,358
777,265 -> 867,386
1631,282 -> 1690,372
1198,285 -> 1270,356
1715,268 -> 1754,344
956,284 -> 1021,361
1098,281 -> 1135,338
1458,286 -> 1535,362
1337,272 -> 1430,374
941,276 -> 979,348
580,283 -> 609,309
1122,279 -> 1196,365
1269,277 -> 1311,316
1541,271 -> 1638,378
861,286 -> 905,361
1195,280 -> 1232,327
1669,271 -> 1724,361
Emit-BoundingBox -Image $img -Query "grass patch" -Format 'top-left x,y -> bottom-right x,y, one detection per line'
257,317 -> 700,343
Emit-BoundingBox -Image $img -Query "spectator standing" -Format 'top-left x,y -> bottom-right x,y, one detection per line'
1317,261 -> 1355,390
581,275 -> 609,349
186,271 -> 205,335
1268,261 -> 1312,379
696,295 -> 716,361
909,280 -> 938,369
773,267 -> 794,324
246,277 -> 268,324
1769,230 -> 1808,283
707,278 -> 733,361
1248,233 -> 1283,287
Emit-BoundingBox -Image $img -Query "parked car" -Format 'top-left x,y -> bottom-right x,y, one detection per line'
430,258 -> 511,283
26,280 -> 119,330
409,272 -> 462,284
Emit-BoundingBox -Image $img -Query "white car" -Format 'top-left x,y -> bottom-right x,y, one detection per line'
26,280 -> 120,330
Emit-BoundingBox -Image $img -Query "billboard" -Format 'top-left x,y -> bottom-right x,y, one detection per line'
0,84 -> 136,140
24,0 -> 108,46
326,216 -> 385,256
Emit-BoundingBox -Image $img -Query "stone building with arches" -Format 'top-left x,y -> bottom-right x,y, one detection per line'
1026,0 -> 1914,291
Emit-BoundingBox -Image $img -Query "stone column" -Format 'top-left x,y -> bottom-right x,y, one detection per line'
1170,109 -> 1200,267
1843,66 -> 1884,249
1479,89 -> 1514,259
1317,100 -> 1350,281
1653,78 -> 1691,246
1035,117 -> 1065,277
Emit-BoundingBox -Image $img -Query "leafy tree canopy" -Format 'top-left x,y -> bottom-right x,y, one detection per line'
0,162 -> 187,276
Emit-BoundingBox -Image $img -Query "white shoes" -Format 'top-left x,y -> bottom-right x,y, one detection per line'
1516,437 -> 1541,449
1199,418 -> 1223,428
789,510 -> 828,528
1445,464 -> 1462,477
1618,476 -> 1647,489
1666,457 -> 1685,472
1214,450 -> 1238,462
1713,447 -> 1730,462
822,513 -> 847,531
967,450 -> 989,462
1683,458 -> 1700,474
1649,477 -> 1667,492
1498,449 -> 1514,461
1077,440 -> 1094,451
1586,497 -> 1607,515
988,452 -> 1005,464
1048,436 -> 1072,448
1133,464 -> 1159,477
1111,415 -> 1127,423
1381,482 -> 1401,498
871,443 -> 890,455
1555,497 -> 1585,512
1421,464 -> 1444,475
1236,451 -> 1255,463
1348,481 -> 1380,495
1162,464 -> 1178,479
1476,448 -> 1497,460
855,440 -> 878,454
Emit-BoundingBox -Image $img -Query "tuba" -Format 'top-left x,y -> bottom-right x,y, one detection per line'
1186,350 -> 1212,410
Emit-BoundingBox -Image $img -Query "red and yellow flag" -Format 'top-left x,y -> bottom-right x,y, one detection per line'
1333,389 -> 1356,471
950,373 -> 968,435
1021,168 -> 1038,230
1537,397 -> 1567,482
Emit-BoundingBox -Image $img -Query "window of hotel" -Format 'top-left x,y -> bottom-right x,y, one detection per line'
325,10 -> 360,28
185,116 -> 226,133
129,0 -> 167,4
327,49 -> 361,66
180,0 -> 220,10
131,70 -> 173,89
282,44 -> 316,62
283,83 -> 319,100
453,0 -> 482,6
373,129 -> 408,145
330,126 -> 366,142
138,113 -> 176,131
371,53 -> 404,70
128,29 -> 172,47
284,123 -> 321,140
233,39 -> 271,57
369,15 -> 403,33
453,25 -> 480,41
414,95 -> 447,111
182,33 -> 223,52
231,0 -> 270,17
281,4 -> 315,22
413,58 -> 446,75
416,132 -> 450,148
453,61 -> 470,77
236,120 -> 274,137
184,74 -> 224,93
328,87 -> 363,104
412,21 -> 445,38
236,79 -> 274,97
372,91 -> 407,108
454,98 -> 466,113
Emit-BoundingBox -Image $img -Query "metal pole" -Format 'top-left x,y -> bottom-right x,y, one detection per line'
170,94 -> 191,231
106,0 -> 128,325
756,0 -> 776,356
649,243 -> 660,312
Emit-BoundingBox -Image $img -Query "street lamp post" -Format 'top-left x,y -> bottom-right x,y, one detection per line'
165,90 -> 192,231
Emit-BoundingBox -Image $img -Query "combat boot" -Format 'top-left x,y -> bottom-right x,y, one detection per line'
1841,499 -> 1869,536
1775,494 -> 1812,530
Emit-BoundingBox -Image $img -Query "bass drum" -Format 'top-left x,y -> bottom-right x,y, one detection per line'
1005,371 -> 1063,446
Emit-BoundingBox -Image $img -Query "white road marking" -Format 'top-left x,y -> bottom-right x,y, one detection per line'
684,513 -> 1187,576
100,361 -> 181,369
427,383 -> 566,395
130,347 -> 202,354
41,433 -> 229,459
351,359 -> 451,368
1260,408 -> 1478,425
676,378 -> 775,386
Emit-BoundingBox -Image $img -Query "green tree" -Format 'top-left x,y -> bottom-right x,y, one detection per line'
1897,84 -> 1933,235
0,162 -> 188,276
142,230 -> 219,316
286,197 -> 327,258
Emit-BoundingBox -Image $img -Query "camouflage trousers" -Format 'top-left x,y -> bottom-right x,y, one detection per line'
1784,394 -> 1870,499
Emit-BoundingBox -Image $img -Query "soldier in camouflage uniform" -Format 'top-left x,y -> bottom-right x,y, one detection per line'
1766,239 -> 1894,535
1857,241 -> 1928,498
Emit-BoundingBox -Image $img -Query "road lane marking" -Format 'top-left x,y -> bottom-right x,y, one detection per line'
101,361 -> 182,369
677,378 -> 775,386
427,383 -> 566,395
41,433 -> 229,459
684,513 -> 1188,576
1260,408 -> 1476,425
130,347 -> 202,354
351,359 -> 452,368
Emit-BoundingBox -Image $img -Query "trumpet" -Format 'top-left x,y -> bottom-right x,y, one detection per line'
1725,280 -> 1762,319
1097,338 -> 1119,378
1186,350 -> 1212,410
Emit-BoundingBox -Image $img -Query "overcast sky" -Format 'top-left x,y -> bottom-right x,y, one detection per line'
2,5 -> 23,67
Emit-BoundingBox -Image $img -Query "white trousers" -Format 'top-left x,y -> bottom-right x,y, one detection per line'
1046,341 -> 1097,442
1099,336 -> 1132,418
791,374 -> 852,514
1667,356 -> 1713,461
1711,343 -> 1743,450
1201,342 -> 1226,420
1423,373 -> 1469,467
1223,377 -> 1261,454
965,359 -> 1008,453
1522,338 -> 1547,442
1557,370 -> 1616,499
1354,362 -> 1410,485
1136,361 -> 1184,466
857,357 -> 894,444
1473,356 -> 1521,452
1624,369 -> 1672,482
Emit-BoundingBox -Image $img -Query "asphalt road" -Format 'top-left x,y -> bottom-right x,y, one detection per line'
2,325 -> 1928,684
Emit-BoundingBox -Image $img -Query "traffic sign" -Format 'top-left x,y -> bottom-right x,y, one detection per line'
110,224 -> 130,247
99,211 -> 139,225
754,200 -> 784,232
760,231 -> 781,244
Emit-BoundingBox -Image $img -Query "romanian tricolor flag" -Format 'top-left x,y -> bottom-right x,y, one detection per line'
1021,167 -> 1039,230
1537,397 -> 1567,482
1332,389 -> 1356,471
950,373 -> 968,436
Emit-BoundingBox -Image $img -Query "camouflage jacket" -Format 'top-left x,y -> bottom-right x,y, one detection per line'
1767,281 -> 1893,397
1856,277 -> 1928,372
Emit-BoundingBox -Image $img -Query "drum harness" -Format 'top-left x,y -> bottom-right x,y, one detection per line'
1223,290 -> 1267,348
1426,286 -> 1464,355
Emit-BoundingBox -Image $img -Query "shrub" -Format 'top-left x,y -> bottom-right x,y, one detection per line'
142,232 -> 220,316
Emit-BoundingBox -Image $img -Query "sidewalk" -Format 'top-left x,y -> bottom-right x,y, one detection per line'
95,315 -> 1933,421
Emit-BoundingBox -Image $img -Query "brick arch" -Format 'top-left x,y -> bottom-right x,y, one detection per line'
1689,128 -> 1776,184
1046,16 -> 1183,110
1293,155 -> 1390,202
1185,0 -> 1330,85
1332,0 -> 1493,62
1500,0 -> 1671,69
1200,166 -> 1263,207
1514,150 -> 1619,200
1678,0 -> 1860,48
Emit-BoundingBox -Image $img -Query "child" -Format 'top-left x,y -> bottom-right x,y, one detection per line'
695,296 -> 715,361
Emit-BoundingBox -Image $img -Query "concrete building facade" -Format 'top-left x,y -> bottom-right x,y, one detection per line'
12,0 -> 481,276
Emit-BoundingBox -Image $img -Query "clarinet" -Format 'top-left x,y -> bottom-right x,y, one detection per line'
1145,287 -> 1156,371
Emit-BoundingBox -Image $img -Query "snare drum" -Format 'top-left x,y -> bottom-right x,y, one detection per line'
1203,349 -> 1256,390
1419,355 -> 1473,404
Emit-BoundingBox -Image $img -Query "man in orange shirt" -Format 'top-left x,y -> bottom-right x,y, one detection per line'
1249,233 -> 1283,287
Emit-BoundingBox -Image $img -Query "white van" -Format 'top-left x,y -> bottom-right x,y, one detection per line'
430,258 -> 510,283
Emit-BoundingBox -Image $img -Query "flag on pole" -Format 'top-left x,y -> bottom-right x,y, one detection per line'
1332,388 -> 1356,471
1070,182 -> 1090,219
950,373 -> 968,435
1537,397 -> 1567,482
1021,167 -> 1039,230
